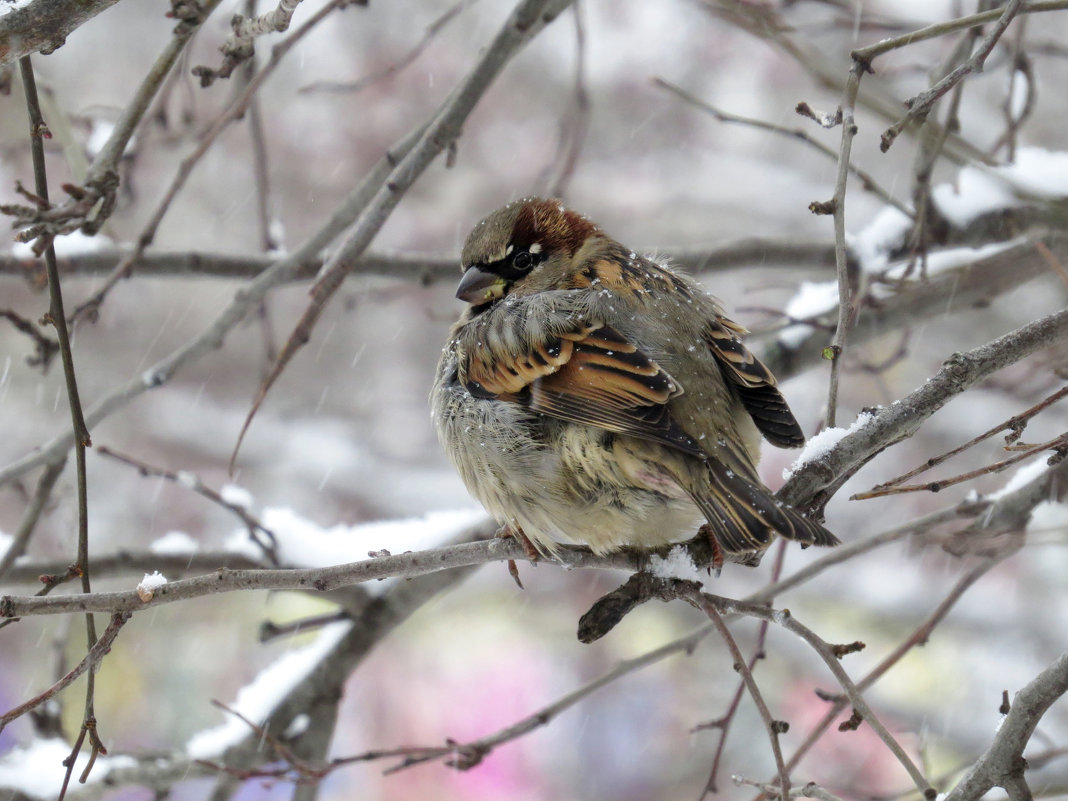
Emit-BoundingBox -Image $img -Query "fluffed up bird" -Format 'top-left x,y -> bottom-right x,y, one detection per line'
431,198 -> 838,565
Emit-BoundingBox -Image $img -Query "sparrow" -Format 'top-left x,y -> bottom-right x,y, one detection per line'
431,198 -> 838,564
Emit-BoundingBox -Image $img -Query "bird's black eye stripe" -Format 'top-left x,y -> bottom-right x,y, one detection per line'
488,246 -> 542,280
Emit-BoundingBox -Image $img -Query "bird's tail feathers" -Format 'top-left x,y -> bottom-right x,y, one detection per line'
685,460 -> 839,555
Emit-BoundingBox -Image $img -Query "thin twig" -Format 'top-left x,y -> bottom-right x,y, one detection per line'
0,612 -> 131,733
383,624 -> 713,773
653,77 -> 910,217
0,307 -> 60,369
299,0 -> 468,95
240,1 -> 282,376
239,0 -> 279,258
746,503 -> 970,608
95,445 -> 279,564
992,19 -> 1033,161
1035,239 -> 1068,286
697,0 -> 991,166
820,60 -> 866,427
630,579 -> 937,798
701,601 -> 791,798
904,24 -> 976,282
0,458 -> 66,580
852,432 -> 1068,500
851,1 -> 1068,64
19,53 -> 105,797
698,541 -> 787,797
735,595 -> 936,798
773,557 -> 1002,792
880,0 -> 1026,152
259,611 -> 351,643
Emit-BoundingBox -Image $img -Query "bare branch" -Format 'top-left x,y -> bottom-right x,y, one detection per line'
602,579 -> 937,798
760,237 -> 1064,382
68,0 -> 354,324
0,458 -> 65,580
382,624 -> 713,773
0,305 -> 60,369
4,1 -> 223,248
703,603 -> 791,798
856,383 -> 1068,497
880,0 -> 1026,152
944,652 -> 1068,801
851,1 -> 1068,64
0,240 -> 839,283
0,0 -> 123,68
698,0 -> 992,166
0,612 -> 131,733
779,306 -> 1068,510
192,0 -> 347,86
852,432 -> 1068,500
821,59 -> 866,427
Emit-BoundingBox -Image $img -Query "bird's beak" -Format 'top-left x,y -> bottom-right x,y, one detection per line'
456,266 -> 506,304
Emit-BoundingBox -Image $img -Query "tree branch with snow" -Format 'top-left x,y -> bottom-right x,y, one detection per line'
3,2 -> 1068,800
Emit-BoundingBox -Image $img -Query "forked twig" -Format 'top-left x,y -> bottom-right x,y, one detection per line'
879,0 -> 1026,152
852,385 -> 1068,496
852,432 -> 1067,500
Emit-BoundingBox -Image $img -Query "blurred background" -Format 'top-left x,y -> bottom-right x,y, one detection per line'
1,0 -> 1067,799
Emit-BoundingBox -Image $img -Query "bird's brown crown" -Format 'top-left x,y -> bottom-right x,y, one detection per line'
461,198 -> 600,271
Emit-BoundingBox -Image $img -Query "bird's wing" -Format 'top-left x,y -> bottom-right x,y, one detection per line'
704,316 -> 806,448
461,321 -> 704,456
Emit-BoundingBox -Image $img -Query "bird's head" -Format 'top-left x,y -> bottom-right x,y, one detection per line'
455,197 -> 601,306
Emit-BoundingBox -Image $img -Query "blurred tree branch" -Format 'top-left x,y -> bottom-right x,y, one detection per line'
0,241 -> 839,283
0,0 -> 123,68
944,651 -> 1068,801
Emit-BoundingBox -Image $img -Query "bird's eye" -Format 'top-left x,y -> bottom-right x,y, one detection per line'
512,250 -> 534,272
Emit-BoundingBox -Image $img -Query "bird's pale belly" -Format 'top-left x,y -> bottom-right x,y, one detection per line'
436,386 -> 704,555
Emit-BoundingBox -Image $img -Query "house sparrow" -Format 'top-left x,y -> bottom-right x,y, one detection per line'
431,198 -> 838,563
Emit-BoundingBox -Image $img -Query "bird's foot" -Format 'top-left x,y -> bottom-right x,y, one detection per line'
496,524 -> 538,589
696,523 -> 725,577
